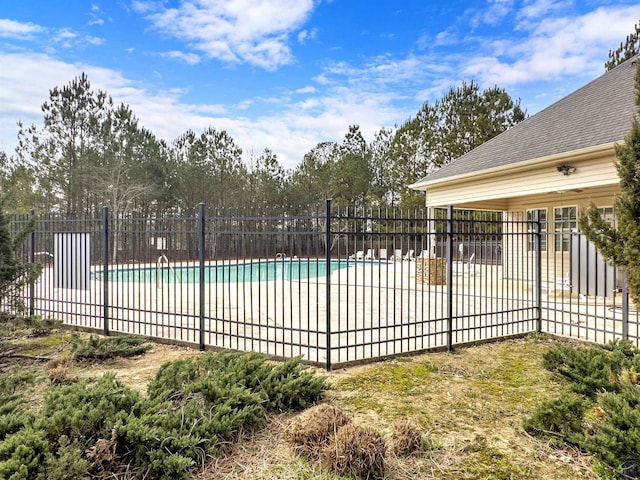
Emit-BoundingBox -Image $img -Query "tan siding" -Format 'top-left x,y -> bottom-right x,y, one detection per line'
509,186 -> 619,211
425,155 -> 618,208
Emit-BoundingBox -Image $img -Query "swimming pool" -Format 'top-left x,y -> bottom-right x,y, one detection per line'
93,259 -> 353,284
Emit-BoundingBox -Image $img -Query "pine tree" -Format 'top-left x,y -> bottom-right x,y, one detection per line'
579,61 -> 640,307
0,200 -> 41,314
606,20 -> 640,71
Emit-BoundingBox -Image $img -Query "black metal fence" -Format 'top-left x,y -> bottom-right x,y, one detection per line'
7,202 -> 638,369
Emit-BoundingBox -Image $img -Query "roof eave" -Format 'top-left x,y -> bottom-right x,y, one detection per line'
408,141 -> 618,191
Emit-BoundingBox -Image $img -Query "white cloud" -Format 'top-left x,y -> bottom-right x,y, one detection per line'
482,0 -> 515,26
462,5 -> 640,86
0,19 -> 41,38
133,0 -> 317,70
517,0 -> 570,22
234,99 -> 253,110
192,103 -> 227,114
297,28 -> 317,44
467,0 -> 515,29
86,36 -> 105,46
47,28 -> 105,49
55,28 -> 77,41
295,85 -> 316,94
88,3 -> 111,26
159,50 -> 201,65
433,28 -> 458,47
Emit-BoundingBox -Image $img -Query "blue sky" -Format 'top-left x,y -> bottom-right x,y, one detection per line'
1,1 -> 639,169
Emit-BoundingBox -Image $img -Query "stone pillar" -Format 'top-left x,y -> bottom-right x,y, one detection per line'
417,258 -> 446,285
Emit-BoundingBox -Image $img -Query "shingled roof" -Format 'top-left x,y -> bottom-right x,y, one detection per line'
413,56 -> 639,185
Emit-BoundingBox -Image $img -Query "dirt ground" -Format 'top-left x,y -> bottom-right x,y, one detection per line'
73,341 -> 202,392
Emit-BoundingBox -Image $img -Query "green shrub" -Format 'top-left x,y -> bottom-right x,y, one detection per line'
602,338 -> 640,358
38,372 -> 141,444
257,355 -> 327,411
148,351 -> 326,412
0,315 -> 61,338
116,407 -> 200,480
126,351 -> 326,479
0,428 -> 49,480
40,436 -> 89,480
0,368 -> 37,441
532,340 -> 640,477
523,394 -> 588,447
72,334 -> 152,361
0,367 -> 36,394
542,341 -> 639,398
0,397 -> 33,442
0,350 -> 327,480
583,385 -> 640,476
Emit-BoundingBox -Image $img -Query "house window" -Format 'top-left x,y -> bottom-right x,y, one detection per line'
598,207 -> 615,226
554,206 -> 577,252
526,209 -> 547,252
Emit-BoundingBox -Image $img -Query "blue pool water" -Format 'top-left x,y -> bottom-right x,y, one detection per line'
93,259 -> 352,284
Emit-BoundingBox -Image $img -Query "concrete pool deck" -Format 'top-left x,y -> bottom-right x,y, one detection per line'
31,259 -> 638,367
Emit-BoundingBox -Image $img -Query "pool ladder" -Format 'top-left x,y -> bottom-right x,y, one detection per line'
156,254 -> 181,287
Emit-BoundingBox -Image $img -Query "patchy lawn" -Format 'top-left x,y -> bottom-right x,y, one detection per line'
0,326 -> 596,479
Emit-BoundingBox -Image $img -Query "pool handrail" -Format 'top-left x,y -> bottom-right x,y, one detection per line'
156,254 -> 181,286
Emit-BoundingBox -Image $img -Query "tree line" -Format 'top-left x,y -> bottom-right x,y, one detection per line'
0,73 -> 525,218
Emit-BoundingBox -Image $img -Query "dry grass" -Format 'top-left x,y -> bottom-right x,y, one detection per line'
46,355 -> 76,385
389,419 -> 424,457
320,423 -> 386,479
283,404 -> 352,458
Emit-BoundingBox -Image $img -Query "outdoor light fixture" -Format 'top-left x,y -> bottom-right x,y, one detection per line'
556,164 -> 577,176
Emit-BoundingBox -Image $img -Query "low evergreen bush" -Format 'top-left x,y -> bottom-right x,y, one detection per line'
41,436 -> 90,480
148,351 -> 326,411
0,427 -> 49,480
0,349 -> 327,479
38,373 -> 141,444
522,394 -> 588,447
0,368 -> 37,441
529,339 -> 640,478
542,340 -> 640,398
583,385 -> 640,477
0,314 -> 61,339
0,395 -> 33,442
71,334 -> 152,361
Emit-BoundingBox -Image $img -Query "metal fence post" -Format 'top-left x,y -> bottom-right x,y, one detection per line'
28,210 -> 35,317
198,202 -> 206,351
622,269 -> 629,339
535,210 -> 542,333
446,205 -> 454,352
325,199 -> 332,371
102,206 -> 110,336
